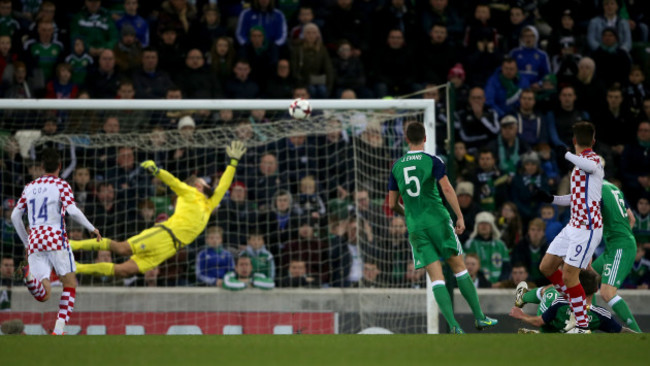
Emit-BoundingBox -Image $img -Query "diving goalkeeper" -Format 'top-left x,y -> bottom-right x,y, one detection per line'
71,141 -> 247,278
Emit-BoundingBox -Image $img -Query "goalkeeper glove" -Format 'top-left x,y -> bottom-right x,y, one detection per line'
141,160 -> 160,175
226,140 -> 247,166
532,188 -> 554,204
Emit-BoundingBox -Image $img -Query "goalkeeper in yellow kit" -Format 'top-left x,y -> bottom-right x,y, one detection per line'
71,141 -> 247,278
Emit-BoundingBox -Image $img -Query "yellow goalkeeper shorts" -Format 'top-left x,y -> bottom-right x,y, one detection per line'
127,226 -> 177,273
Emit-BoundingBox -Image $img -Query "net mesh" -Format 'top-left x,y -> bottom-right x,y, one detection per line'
0,106 -> 431,334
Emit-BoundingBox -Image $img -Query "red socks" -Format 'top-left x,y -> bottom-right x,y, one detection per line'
566,284 -> 589,328
57,287 -> 76,323
547,269 -> 568,299
25,277 -> 47,301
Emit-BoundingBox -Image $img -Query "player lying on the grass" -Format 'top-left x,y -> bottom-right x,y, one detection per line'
10,149 -> 101,335
509,269 -> 636,333
533,122 -> 603,333
388,122 -> 497,334
535,178 -> 642,332
70,141 -> 246,278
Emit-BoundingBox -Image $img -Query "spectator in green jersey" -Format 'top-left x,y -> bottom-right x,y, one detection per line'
465,211 -> 511,284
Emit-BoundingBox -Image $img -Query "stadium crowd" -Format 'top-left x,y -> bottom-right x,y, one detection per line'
0,0 -> 650,291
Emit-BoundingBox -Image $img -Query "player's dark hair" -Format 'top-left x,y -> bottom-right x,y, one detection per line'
572,121 -> 595,147
41,148 -> 60,173
579,269 -> 600,296
405,122 -> 425,145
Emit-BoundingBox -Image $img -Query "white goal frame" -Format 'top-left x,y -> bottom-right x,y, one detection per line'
0,98 -> 440,334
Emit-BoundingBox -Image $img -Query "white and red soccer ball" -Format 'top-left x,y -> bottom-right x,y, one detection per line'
289,98 -> 311,119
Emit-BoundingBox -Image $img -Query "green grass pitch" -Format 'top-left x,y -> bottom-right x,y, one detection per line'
1,334 -> 648,366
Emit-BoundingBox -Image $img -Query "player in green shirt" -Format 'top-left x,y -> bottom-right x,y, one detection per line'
535,180 -> 641,332
510,270 -> 634,333
388,122 -> 497,334
590,180 -> 641,331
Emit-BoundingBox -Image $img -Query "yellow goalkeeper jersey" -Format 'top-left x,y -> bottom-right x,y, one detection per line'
156,165 -> 236,246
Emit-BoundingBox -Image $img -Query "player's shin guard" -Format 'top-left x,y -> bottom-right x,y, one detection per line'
53,287 -> 75,335
609,295 -> 641,332
432,281 -> 461,329
76,262 -> 115,276
70,237 -> 111,251
25,275 -> 47,302
456,270 -> 486,320
566,284 -> 589,328
546,269 -> 568,299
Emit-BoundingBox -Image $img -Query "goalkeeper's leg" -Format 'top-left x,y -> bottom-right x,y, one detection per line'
70,238 -> 133,256
76,259 -> 140,278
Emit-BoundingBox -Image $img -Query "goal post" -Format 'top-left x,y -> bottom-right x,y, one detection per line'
0,98 -> 442,334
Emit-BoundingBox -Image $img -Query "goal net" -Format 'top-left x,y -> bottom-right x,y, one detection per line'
0,99 -> 439,335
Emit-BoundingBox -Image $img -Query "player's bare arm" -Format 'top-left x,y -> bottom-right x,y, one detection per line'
438,176 -> 464,234
509,307 -> 545,327
388,190 -> 405,216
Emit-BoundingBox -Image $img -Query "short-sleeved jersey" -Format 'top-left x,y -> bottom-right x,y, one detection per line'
15,175 -> 75,254
65,53 -> 93,85
388,151 -> 449,232
541,298 -> 622,333
569,149 -> 603,230
24,39 -> 64,81
601,181 -> 636,248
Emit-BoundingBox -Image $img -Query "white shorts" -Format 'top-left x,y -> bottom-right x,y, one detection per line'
547,226 -> 602,269
28,249 -> 76,282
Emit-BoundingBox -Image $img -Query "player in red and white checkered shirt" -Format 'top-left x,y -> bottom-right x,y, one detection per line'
536,122 -> 604,334
10,148 -> 100,335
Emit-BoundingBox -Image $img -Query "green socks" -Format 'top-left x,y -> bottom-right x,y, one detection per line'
456,271 -> 486,320
432,282 -> 460,329
70,237 -> 111,251
523,288 -> 542,304
609,296 -> 641,332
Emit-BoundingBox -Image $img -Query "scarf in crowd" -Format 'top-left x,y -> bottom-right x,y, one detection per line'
523,173 -> 542,188
499,73 -> 521,100
639,138 -> 650,148
498,135 -> 519,174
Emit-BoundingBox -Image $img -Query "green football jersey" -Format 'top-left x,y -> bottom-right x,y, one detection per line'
244,246 -> 276,280
25,40 -> 64,81
65,53 -> 94,85
540,297 -> 621,333
601,181 -> 636,249
464,237 -> 510,283
388,151 -> 451,232
537,287 -> 560,316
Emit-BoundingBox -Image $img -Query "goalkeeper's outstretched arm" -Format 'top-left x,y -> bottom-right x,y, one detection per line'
141,160 -> 194,197
210,140 -> 247,210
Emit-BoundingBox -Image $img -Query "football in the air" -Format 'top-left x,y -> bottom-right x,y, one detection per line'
289,98 -> 312,119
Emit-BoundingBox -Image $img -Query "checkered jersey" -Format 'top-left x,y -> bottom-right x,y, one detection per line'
16,175 -> 76,254
569,150 -> 603,230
